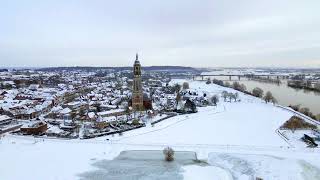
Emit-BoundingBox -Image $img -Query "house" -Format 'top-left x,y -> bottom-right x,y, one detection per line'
11,107 -> 38,120
66,101 -> 81,109
102,116 -> 117,123
59,120 -> 76,130
87,112 -> 97,121
97,109 -> 126,117
59,108 -> 72,120
0,115 -> 12,125
29,84 -> 40,91
20,121 -> 47,135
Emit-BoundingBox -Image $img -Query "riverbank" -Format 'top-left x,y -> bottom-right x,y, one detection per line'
206,77 -> 320,116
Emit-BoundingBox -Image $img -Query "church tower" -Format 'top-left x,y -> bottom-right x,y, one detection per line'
132,53 -> 144,111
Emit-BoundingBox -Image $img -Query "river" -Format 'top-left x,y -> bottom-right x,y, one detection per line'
199,76 -> 320,115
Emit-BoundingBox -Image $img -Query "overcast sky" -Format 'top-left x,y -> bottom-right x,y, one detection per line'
0,0 -> 320,68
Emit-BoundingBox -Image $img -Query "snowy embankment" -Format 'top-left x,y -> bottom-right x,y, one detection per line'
182,165 -> 233,180
1,79 -> 320,180
114,79 -> 292,148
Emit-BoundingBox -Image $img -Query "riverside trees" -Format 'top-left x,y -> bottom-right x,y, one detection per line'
263,91 -> 277,104
252,87 -> 264,98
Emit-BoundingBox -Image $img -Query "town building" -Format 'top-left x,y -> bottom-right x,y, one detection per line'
132,53 -> 144,111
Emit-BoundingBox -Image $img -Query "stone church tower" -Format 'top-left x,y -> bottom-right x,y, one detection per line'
132,53 -> 144,111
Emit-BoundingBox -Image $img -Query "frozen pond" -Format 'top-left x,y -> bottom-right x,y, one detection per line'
79,150 -> 320,180
78,150 -> 206,180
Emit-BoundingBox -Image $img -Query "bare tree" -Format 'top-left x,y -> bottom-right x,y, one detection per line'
240,84 -> 247,92
300,107 -> 311,116
182,82 -> 190,89
211,95 -> 219,106
163,147 -> 175,161
206,78 -> 212,84
263,91 -> 274,103
271,97 -> 278,105
289,104 -> 300,111
78,106 -> 86,117
212,79 -> 224,86
306,80 -> 312,88
173,83 -> 181,94
234,92 -> 239,102
176,92 -> 181,104
228,92 -> 234,102
222,91 -> 228,102
252,87 -> 264,98
232,82 -> 241,90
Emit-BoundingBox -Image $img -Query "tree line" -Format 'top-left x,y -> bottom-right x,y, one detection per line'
209,78 -> 320,120
209,78 -> 277,104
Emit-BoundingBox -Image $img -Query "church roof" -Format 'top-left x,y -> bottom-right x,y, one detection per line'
134,53 -> 140,65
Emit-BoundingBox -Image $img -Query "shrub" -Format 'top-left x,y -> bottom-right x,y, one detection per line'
222,91 -> 228,101
232,82 -> 241,90
210,95 -> 219,105
212,79 -> 224,86
252,87 -> 264,98
132,119 -> 140,125
206,78 -> 212,84
182,82 -> 189,89
281,116 -> 317,132
240,84 -> 247,92
289,104 -> 300,111
173,83 -> 181,93
163,147 -> 175,161
234,92 -> 239,101
263,91 -> 274,103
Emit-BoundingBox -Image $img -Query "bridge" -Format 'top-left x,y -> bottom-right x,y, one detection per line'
192,74 -> 290,81
169,74 -> 290,81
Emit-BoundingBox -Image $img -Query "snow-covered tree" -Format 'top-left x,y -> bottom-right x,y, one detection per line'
232,82 -> 241,90
240,84 -> 247,92
182,82 -> 190,89
210,95 -> 219,106
228,92 -> 234,102
234,92 -> 239,102
163,147 -> 174,161
263,91 -> 274,103
252,87 -> 264,98
222,91 -> 228,102
206,78 -> 212,84
173,83 -> 181,93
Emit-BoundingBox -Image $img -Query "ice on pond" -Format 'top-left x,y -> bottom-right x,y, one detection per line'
78,150 -> 206,180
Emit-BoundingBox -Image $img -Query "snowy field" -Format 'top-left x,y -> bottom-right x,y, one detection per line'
1,79 -> 320,180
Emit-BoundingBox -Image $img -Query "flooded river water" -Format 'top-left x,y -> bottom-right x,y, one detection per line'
199,76 -> 320,115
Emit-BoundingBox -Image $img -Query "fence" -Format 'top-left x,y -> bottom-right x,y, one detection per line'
151,113 -> 177,125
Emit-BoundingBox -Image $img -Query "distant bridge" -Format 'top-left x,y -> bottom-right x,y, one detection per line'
194,74 -> 290,81
170,74 -> 290,81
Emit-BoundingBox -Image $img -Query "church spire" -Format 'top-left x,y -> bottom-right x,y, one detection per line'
132,53 -> 143,111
